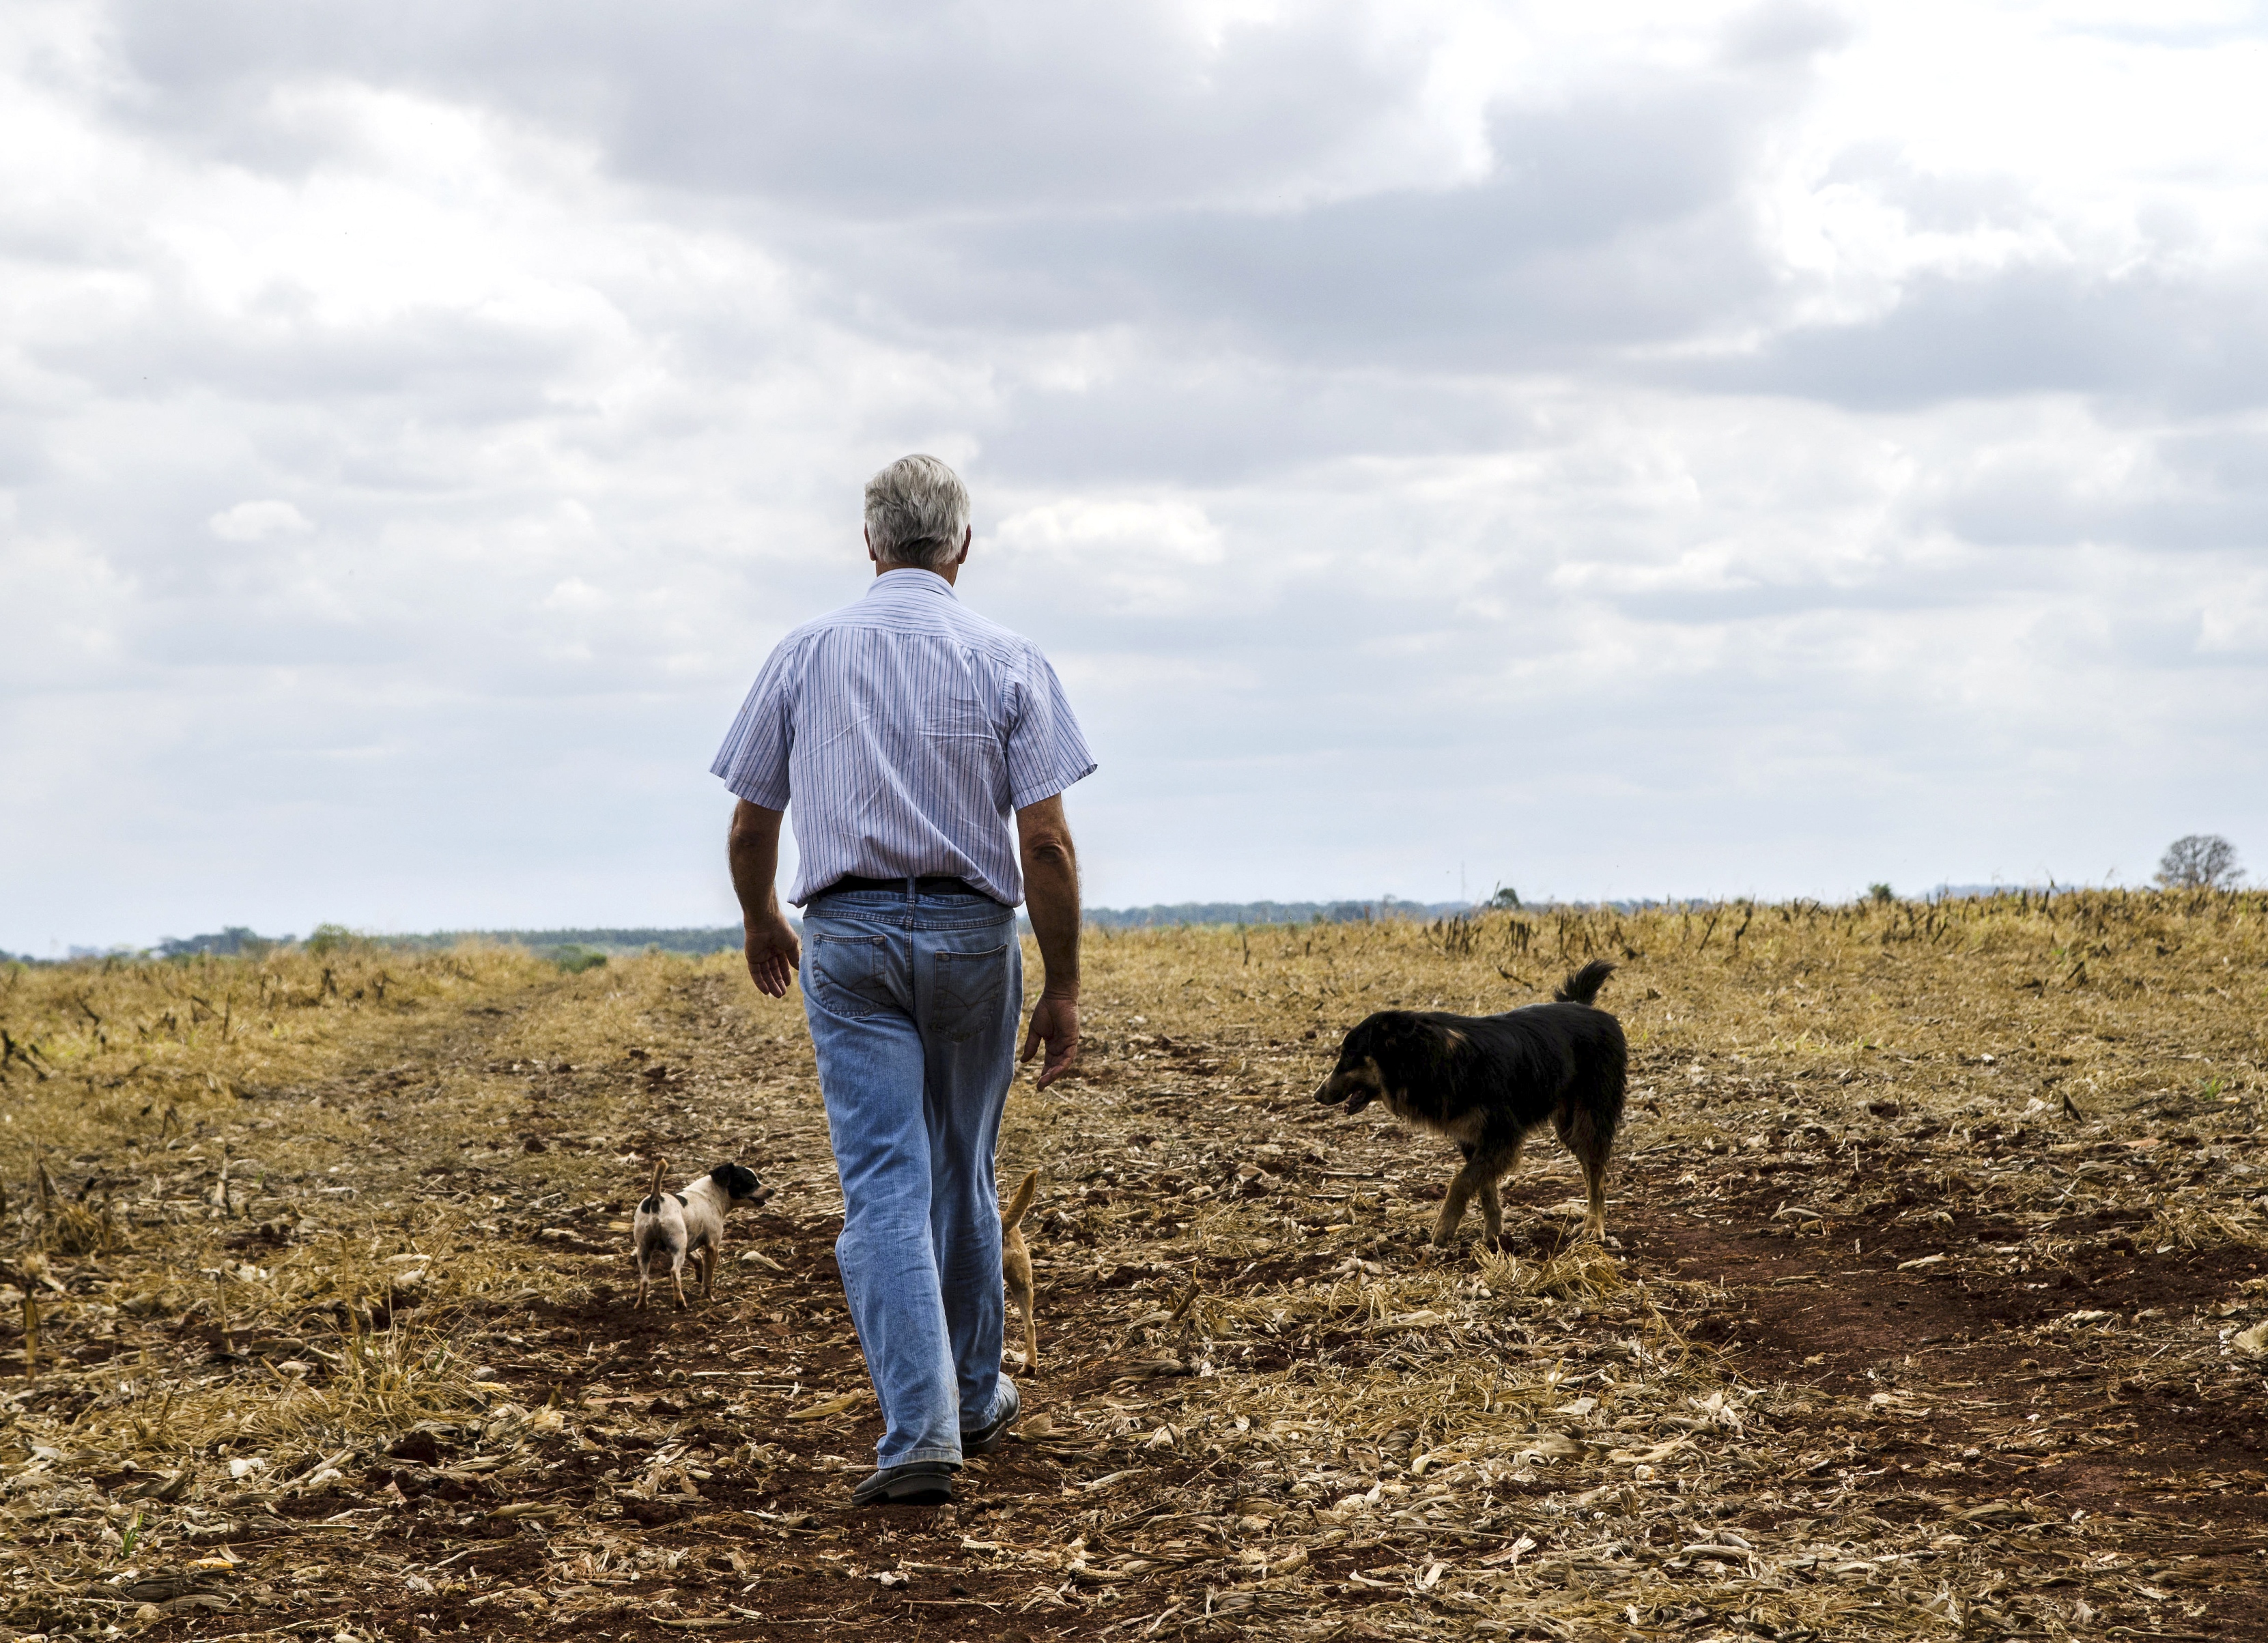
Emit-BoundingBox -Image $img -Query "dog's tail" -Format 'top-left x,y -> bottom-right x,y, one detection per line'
1001,1168 -> 1040,1232
641,1156 -> 668,1215
1555,959 -> 1617,1006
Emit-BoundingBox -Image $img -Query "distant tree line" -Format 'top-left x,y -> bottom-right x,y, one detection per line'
392,926 -> 746,955
1083,898 -> 1477,929
153,926 -> 296,958
7,840 -> 2243,963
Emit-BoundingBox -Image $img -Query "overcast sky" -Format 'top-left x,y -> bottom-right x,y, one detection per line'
4,0 -> 2265,952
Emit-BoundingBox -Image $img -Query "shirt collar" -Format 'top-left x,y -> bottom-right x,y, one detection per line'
866,568 -> 958,601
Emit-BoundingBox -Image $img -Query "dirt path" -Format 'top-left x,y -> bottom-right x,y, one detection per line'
174,1002 -> 2268,1638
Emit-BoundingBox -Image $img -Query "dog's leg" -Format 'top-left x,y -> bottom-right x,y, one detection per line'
634,1267 -> 649,1311
1477,1134 -> 1524,1248
1432,1146 -> 1478,1247
699,1244 -> 717,1302
1014,1262 -> 1038,1373
1555,1107 -> 1613,1242
1434,1141 -> 1520,1248
672,1253 -> 688,1311
1476,1177 -> 1503,1247
1003,1225 -> 1038,1373
1431,1167 -> 1477,1246
1580,1165 -> 1607,1242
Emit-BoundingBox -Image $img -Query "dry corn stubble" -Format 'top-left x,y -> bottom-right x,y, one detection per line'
0,891 -> 2264,1640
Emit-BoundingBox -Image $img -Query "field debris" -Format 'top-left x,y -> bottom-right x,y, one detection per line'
1,890 -> 2265,1638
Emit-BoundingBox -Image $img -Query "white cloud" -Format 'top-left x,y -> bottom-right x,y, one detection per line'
2,0 -> 2266,950
997,498 -> 1224,562
991,496 -> 1228,614
207,498 -> 312,541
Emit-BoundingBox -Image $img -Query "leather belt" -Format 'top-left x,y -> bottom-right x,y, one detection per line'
814,874 -> 997,902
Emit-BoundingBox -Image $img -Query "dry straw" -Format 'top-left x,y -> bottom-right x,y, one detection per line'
0,890 -> 2263,1636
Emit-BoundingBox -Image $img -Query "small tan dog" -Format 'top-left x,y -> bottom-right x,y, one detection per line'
1001,1169 -> 1040,1372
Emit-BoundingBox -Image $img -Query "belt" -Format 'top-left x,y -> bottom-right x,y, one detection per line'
814,874 -> 998,902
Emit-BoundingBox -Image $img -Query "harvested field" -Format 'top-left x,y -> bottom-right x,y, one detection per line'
3,891 -> 2267,1642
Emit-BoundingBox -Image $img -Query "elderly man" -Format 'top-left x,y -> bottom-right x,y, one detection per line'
713,455 -> 1094,1506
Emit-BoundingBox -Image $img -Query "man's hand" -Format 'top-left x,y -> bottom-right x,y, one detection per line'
1021,993 -> 1079,1089
743,913 -> 801,998
727,799 -> 798,997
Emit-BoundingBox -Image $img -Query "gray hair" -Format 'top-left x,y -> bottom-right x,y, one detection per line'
864,455 -> 970,571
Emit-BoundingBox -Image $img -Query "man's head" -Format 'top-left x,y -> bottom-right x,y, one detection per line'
865,455 -> 971,573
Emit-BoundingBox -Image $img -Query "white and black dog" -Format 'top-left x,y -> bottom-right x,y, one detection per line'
632,1157 -> 769,1311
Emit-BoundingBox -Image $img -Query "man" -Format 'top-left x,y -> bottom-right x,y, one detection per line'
713,455 -> 1094,1506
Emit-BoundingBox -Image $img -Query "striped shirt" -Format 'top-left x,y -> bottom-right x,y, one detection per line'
711,569 -> 1096,906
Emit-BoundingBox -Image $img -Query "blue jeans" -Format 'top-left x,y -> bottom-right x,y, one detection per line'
801,884 -> 1022,1468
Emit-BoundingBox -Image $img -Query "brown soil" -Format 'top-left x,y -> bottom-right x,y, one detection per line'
5,898 -> 2267,1640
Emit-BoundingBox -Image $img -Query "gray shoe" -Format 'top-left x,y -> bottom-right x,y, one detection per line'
849,1461 -> 956,1506
961,1378 -> 1021,1456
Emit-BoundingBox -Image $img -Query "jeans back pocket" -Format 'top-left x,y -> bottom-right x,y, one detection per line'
810,932 -> 896,1018
931,941 -> 1011,1043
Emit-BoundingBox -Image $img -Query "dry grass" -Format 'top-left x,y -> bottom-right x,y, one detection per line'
1,890 -> 2265,1641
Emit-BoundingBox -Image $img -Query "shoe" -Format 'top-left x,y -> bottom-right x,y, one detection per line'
849,1461 -> 956,1506
961,1378 -> 1021,1456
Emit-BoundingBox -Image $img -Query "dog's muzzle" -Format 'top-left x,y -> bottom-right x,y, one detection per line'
1314,1079 -> 1346,1105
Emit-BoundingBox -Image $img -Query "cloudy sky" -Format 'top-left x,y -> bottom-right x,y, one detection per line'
3,0 -> 2265,952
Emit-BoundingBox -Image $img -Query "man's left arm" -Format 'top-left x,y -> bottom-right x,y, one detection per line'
1017,794 -> 1080,1089
728,800 -> 801,997
1003,645 -> 1096,1087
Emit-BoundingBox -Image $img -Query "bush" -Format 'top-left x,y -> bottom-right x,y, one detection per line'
307,924 -> 359,957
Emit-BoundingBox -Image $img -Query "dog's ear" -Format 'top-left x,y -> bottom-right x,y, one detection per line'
1364,1012 -> 1424,1067
713,1163 -> 765,1201
1336,1014 -> 1400,1064
1372,1012 -> 1462,1072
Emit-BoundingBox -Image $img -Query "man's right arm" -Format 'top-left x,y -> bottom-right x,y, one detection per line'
1016,794 -> 1080,1089
728,799 -> 801,997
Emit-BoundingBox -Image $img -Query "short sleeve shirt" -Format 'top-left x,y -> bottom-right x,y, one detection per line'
711,570 -> 1096,906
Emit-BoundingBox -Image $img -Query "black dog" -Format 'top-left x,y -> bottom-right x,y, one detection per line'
1315,960 -> 1626,1247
